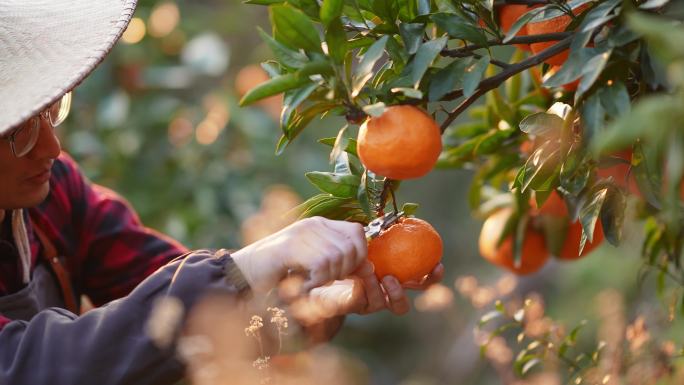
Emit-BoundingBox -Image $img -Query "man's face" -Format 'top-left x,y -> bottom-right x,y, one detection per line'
0,119 -> 62,210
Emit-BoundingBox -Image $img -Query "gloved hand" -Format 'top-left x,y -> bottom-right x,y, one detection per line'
231,217 -> 367,293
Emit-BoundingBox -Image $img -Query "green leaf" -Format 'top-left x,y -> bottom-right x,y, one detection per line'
363,102 -> 387,117
276,101 -> 337,154
579,187 -> 608,254
474,129 -> 516,155
280,82 -> 319,128
503,6 -> 547,43
399,23 -> 425,55
639,0 -> 670,9
270,5 -> 323,53
598,81 -> 630,119
606,25 -> 641,48
600,186 -> 626,246
240,73 -> 311,106
371,0 -> 399,26
560,149 -> 591,196
325,18 -> 348,64
543,47 -> 597,88
306,172 -> 362,198
357,171 -> 373,218
463,56 -> 490,98
580,93 -> 605,141
410,36 -> 448,87
353,36 -> 389,97
320,0 -> 344,26
330,125 -> 349,167
429,59 -> 468,101
591,95 -> 682,154
288,0 -> 321,20
416,0 -> 430,15
632,141 -> 663,208
296,194 -> 352,218
627,13 -> 684,61
432,13 -> 488,46
579,0 -> 620,33
519,141 -> 561,192
258,28 -> 309,69
391,87 -> 424,99
319,137 -> 359,157
401,202 -> 419,216
575,49 -> 612,103
519,112 -> 564,136
434,0 -> 457,13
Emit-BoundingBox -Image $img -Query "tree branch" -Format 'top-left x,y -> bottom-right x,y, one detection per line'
440,88 -> 487,133
441,32 -> 573,58
439,35 -> 574,132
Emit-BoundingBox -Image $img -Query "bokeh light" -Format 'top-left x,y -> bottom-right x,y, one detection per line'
121,17 -> 146,44
148,2 -> 180,38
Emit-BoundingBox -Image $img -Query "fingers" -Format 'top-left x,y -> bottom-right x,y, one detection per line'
382,276 -> 410,315
320,218 -> 368,268
402,263 -> 445,290
355,261 -> 385,314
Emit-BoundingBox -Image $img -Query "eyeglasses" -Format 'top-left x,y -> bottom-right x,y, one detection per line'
3,92 -> 71,158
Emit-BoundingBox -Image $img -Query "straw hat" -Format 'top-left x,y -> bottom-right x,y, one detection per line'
0,0 -> 137,135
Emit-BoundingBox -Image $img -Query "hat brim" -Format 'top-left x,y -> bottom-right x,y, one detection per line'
0,0 -> 138,134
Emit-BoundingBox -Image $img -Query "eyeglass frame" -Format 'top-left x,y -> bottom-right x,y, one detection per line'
1,92 -> 72,158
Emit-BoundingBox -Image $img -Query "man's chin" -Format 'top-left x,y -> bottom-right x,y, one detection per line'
19,183 -> 51,209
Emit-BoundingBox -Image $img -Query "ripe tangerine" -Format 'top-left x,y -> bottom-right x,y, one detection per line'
357,105 -> 442,180
367,217 -> 443,283
479,208 -> 550,275
527,3 -> 591,66
533,191 -> 605,259
500,5 -> 542,51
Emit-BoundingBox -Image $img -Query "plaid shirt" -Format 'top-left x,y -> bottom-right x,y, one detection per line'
0,152 -> 187,328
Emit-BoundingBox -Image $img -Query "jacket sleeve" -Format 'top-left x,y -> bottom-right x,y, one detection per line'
34,152 -> 189,306
0,250 -> 250,385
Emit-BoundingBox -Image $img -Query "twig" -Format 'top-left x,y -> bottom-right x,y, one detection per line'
441,32 -> 573,58
439,35 -> 574,132
473,53 -> 511,69
440,88 -> 487,133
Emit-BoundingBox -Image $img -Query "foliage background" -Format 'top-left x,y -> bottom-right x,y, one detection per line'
58,0 -> 683,383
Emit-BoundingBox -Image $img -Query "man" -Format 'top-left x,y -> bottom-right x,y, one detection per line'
0,1 -> 443,384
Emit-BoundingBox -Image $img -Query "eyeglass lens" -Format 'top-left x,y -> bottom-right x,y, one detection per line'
11,92 -> 71,157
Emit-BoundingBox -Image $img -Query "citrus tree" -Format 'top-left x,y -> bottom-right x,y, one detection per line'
237,0 -> 683,375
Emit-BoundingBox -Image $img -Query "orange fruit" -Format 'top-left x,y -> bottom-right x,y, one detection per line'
479,208 -> 550,275
357,105 -> 442,180
596,149 -> 642,196
367,217 -> 443,283
235,64 -> 282,120
558,220 -> 604,260
500,5 -> 542,51
533,191 -> 605,259
527,3 -> 591,66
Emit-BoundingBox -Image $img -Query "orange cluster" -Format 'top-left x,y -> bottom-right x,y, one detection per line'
479,191 -> 605,275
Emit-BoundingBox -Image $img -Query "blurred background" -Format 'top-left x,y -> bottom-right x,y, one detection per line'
58,1 -> 683,384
